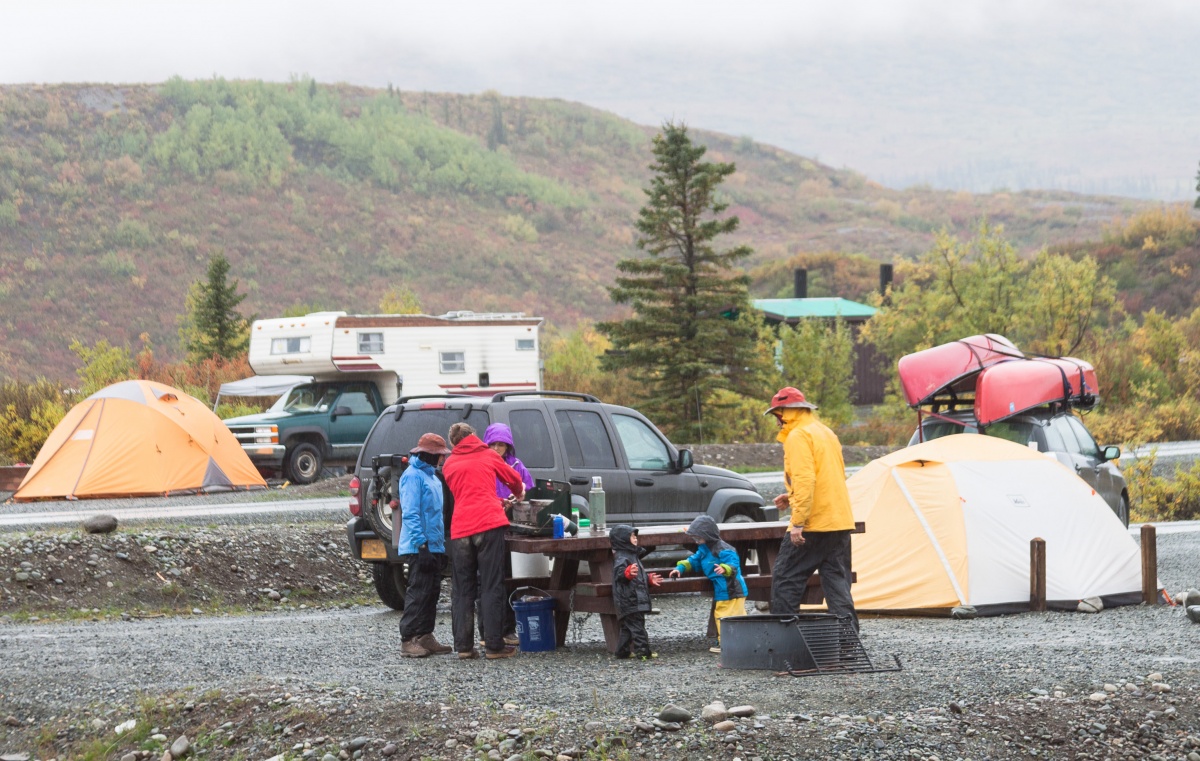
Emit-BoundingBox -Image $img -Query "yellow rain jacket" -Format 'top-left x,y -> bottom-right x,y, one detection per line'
777,408 -> 855,532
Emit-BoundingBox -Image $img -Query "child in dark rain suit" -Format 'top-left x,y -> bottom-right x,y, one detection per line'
610,524 -> 662,659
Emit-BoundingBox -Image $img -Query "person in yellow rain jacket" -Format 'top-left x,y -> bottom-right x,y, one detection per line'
765,387 -> 858,633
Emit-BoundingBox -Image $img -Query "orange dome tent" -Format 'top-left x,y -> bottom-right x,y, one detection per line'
15,380 -> 266,501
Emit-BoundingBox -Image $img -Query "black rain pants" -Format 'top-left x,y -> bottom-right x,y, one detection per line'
450,526 -> 507,653
770,529 -> 859,633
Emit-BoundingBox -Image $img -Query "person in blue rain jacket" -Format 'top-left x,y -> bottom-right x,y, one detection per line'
669,515 -> 747,653
396,432 -> 454,658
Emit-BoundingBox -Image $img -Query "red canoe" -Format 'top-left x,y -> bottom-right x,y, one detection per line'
897,334 -> 1023,407
974,357 -> 1099,425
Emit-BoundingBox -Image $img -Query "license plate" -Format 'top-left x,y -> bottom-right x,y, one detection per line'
361,539 -> 387,560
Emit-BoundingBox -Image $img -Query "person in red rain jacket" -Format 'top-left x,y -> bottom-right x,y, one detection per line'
442,422 -> 526,659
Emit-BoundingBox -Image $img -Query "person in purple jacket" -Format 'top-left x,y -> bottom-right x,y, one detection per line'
482,423 -> 535,499
479,422 -> 535,647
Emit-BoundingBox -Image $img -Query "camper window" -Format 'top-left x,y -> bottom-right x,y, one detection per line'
271,337 -> 311,355
516,338 -> 535,351
358,332 -> 384,353
440,351 -> 465,373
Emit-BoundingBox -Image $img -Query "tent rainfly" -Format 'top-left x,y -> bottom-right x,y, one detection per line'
15,380 -> 267,501
845,434 -> 1148,614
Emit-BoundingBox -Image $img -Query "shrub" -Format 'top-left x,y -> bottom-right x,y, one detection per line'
0,199 -> 18,228
111,218 -> 153,248
0,378 -> 68,464
99,251 -> 138,278
1124,450 -> 1200,522
501,214 -> 538,243
1104,206 -> 1198,255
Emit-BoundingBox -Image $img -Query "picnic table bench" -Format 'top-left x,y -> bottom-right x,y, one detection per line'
506,520 -> 864,652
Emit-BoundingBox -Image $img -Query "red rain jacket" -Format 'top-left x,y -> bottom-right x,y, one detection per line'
443,435 -> 525,540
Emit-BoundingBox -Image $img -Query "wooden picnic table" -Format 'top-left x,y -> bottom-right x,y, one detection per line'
505,520 -> 864,652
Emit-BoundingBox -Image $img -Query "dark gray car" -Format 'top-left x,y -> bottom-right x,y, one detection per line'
909,407 -> 1129,526
346,391 -> 775,608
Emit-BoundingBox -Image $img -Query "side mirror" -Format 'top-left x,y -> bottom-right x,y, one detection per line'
1102,445 -> 1121,462
332,405 -> 352,419
677,449 -> 693,471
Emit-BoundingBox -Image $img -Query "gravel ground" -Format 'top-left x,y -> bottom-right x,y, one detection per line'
0,526 -> 1198,759
3,471 -> 1199,760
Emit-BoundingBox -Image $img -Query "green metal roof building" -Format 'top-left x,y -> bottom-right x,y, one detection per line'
750,296 -> 885,404
753,297 -> 878,323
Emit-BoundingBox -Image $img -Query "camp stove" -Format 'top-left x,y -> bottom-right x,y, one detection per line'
720,614 -> 902,677
508,498 -> 557,534
506,479 -> 573,536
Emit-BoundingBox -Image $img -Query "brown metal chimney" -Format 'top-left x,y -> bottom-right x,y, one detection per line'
879,264 -> 894,295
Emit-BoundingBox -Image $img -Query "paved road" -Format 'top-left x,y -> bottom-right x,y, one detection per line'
0,497 -> 350,530
744,439 -> 1200,489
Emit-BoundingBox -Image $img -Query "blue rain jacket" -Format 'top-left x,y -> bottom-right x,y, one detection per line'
397,457 -> 445,555
675,515 -> 747,601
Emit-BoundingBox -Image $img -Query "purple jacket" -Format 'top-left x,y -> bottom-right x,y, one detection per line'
483,423 -> 535,499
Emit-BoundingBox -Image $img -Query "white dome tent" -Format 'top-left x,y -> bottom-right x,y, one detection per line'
846,434 -> 1148,614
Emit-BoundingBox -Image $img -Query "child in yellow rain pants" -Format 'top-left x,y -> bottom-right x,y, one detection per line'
669,515 -> 747,654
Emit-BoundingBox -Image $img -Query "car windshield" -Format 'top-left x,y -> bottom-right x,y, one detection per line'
921,419 -> 978,440
918,417 -> 1038,447
273,384 -> 337,413
985,420 -> 1040,447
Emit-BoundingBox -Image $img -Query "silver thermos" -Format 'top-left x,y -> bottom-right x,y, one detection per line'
589,476 -> 606,534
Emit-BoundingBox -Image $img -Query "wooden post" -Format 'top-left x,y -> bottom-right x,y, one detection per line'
1141,524 -> 1158,605
1029,538 -> 1046,612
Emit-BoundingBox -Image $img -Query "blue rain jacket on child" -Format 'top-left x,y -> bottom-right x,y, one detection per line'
396,457 -> 445,555
674,515 -> 747,601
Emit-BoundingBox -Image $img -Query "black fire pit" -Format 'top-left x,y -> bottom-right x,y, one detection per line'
720,613 -> 901,676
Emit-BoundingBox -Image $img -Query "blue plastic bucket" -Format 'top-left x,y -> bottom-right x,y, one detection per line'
510,587 -> 556,652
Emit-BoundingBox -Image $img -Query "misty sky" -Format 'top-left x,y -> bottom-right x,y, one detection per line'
4,1 -> 1200,200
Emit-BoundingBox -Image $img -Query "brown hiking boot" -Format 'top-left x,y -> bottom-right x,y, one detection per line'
400,638 -> 430,658
457,650 -> 479,660
417,633 -> 452,655
485,646 -> 518,660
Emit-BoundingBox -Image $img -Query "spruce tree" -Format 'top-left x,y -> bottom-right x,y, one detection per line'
183,253 -> 249,362
598,122 -> 767,441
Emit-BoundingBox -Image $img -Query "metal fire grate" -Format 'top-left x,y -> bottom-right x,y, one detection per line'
781,618 -> 902,677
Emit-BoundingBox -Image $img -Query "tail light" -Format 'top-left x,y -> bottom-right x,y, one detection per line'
348,476 -> 362,516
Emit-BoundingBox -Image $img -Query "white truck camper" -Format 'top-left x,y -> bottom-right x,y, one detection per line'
247,310 -> 544,404
222,311 -> 543,483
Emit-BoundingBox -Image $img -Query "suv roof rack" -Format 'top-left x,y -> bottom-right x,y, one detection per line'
396,393 -> 475,404
490,390 -> 602,404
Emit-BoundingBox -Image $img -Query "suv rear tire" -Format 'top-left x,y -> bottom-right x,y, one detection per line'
371,563 -> 407,610
286,442 -> 323,484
